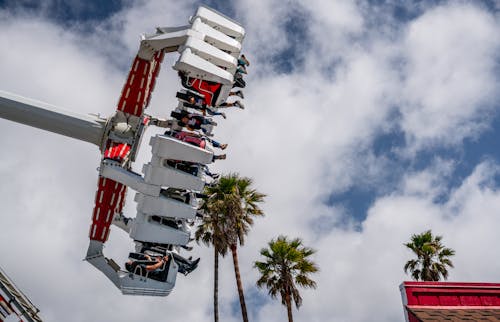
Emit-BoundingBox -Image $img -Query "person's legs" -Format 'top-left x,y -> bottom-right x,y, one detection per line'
229,90 -> 244,99
205,109 -> 226,119
210,139 -> 220,148
233,76 -> 246,88
213,154 -> 226,161
208,139 -> 227,150
203,165 -> 219,178
236,66 -> 247,74
234,100 -> 244,109
172,253 -> 199,269
219,101 -> 244,109
238,55 -> 250,67
200,117 -> 216,126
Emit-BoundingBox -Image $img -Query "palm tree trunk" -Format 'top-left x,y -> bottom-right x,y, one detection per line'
285,291 -> 293,322
231,244 -> 249,322
214,246 -> 219,322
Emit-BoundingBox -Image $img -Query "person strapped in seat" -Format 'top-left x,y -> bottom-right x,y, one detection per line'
125,253 -> 170,282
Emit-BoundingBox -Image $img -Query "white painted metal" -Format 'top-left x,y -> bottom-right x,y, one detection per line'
214,84 -> 234,107
120,263 -> 177,296
191,18 -> 242,55
174,48 -> 234,84
181,36 -> 238,72
130,213 -> 191,245
142,162 -> 205,191
85,240 -> 177,296
135,192 -> 197,220
400,283 -> 410,322
193,6 -> 245,42
112,213 -> 133,234
100,160 -> 161,196
153,19 -> 241,56
138,27 -> 191,60
140,16 -> 242,61
0,90 -> 106,147
150,134 -> 213,164
86,240 -> 121,288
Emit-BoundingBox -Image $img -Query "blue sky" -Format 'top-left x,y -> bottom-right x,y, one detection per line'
0,1 -> 499,322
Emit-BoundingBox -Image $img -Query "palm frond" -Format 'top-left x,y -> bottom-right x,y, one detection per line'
254,235 -> 318,311
403,230 -> 455,281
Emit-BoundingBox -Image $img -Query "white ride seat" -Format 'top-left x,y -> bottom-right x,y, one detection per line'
142,161 -> 205,191
135,192 -> 197,220
120,255 -> 178,296
191,5 -> 245,42
141,10 -> 243,61
150,134 -> 213,164
130,213 -> 190,245
181,36 -> 238,73
189,18 -> 242,55
85,240 -> 178,297
174,48 -> 233,85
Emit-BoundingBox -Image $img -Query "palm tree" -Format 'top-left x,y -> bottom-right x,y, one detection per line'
255,236 -> 318,322
227,175 -> 265,322
195,194 -> 229,322
404,230 -> 455,281
198,173 -> 265,322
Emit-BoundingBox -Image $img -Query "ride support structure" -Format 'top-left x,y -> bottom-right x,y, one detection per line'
0,5 -> 247,298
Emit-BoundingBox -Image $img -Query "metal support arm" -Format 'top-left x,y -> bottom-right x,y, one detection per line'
0,90 -> 106,147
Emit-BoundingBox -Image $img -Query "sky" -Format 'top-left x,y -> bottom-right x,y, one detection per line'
0,0 -> 499,321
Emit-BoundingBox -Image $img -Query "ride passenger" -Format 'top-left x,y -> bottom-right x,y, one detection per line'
219,100 -> 244,109
185,96 -> 226,119
171,111 -> 216,134
166,130 -> 228,150
125,254 -> 170,281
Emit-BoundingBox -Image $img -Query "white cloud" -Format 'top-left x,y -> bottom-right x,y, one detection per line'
400,157 -> 454,198
399,4 -> 500,152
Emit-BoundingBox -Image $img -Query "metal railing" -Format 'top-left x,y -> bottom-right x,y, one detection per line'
0,266 -> 42,322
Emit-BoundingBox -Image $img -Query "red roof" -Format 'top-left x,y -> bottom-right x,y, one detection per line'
400,281 -> 500,322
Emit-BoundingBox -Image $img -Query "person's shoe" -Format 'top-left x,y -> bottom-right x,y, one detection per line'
235,90 -> 244,99
216,154 -> 226,160
220,143 -> 228,150
235,101 -> 245,109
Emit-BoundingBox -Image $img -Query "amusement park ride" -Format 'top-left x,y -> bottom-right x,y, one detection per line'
0,6 -> 247,298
